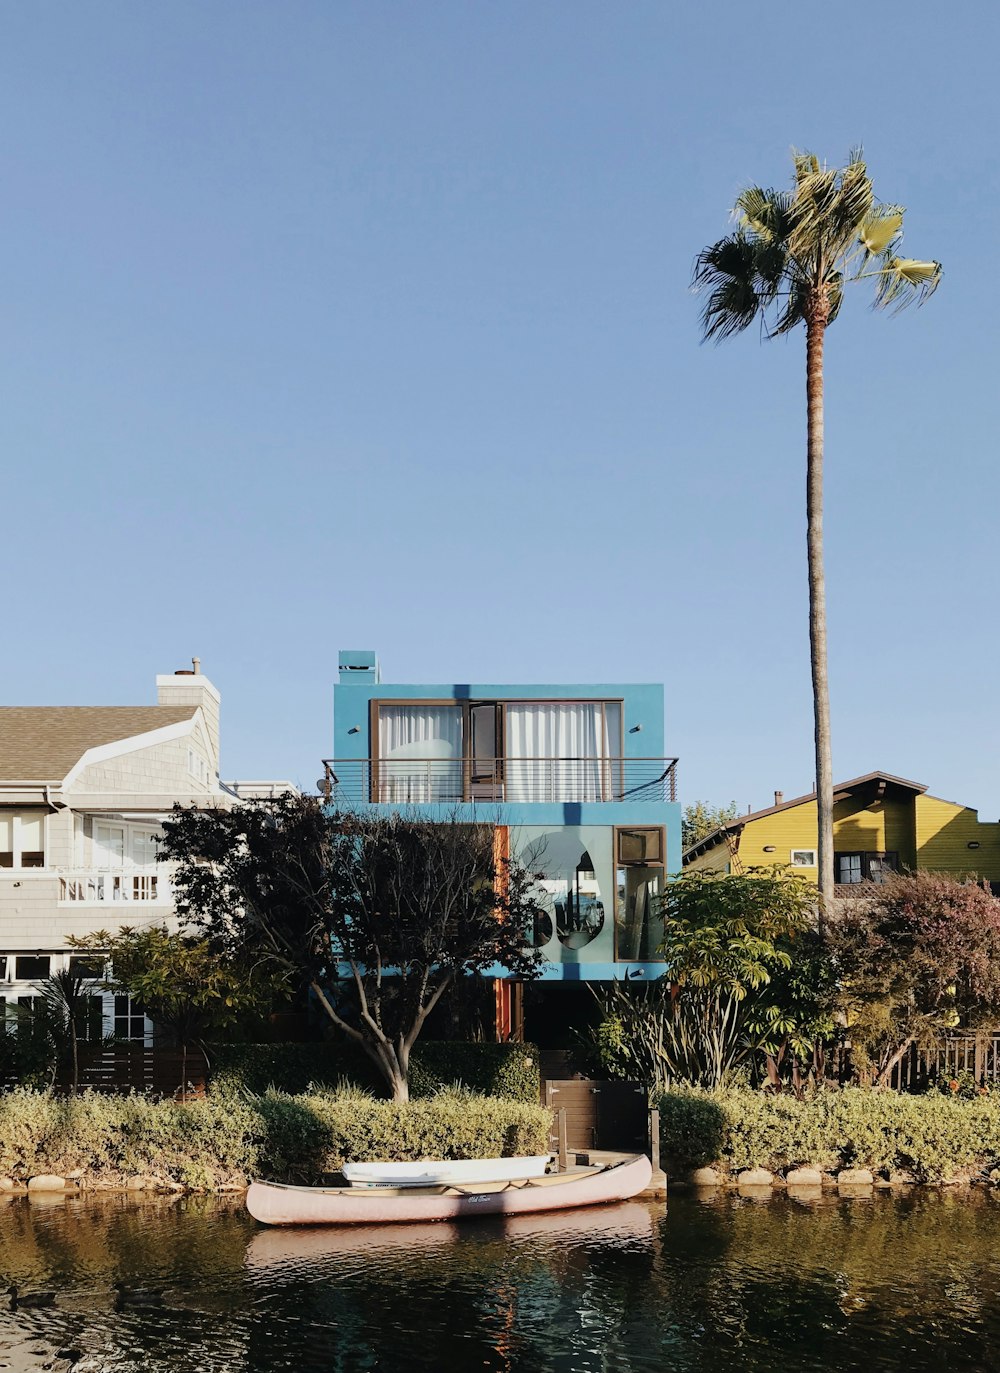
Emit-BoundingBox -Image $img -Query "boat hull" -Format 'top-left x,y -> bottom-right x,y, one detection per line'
247,1155 -> 652,1226
342,1156 -> 550,1188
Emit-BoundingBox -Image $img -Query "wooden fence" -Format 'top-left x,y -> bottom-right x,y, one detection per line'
1,1046 -> 208,1099
890,1034 -> 1000,1092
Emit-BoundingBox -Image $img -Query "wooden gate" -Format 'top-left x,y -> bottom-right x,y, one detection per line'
543,1079 -> 647,1152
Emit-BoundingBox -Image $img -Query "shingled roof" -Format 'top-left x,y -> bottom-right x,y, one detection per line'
683,770 -> 928,864
0,706 -> 198,782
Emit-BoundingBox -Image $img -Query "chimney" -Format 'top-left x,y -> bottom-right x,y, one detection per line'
338,649 -> 381,684
157,660 -> 220,780
774,790 -> 784,806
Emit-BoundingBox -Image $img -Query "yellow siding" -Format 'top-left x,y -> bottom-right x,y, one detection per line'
915,795 -> 1000,881
685,789 -> 1000,885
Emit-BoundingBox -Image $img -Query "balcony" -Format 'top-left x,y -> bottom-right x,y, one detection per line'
58,870 -> 171,905
321,757 -> 678,806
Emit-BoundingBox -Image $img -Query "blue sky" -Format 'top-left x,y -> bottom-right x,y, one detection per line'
3,2 -> 997,816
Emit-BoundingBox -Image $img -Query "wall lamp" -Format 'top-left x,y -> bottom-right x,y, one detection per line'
763,845 -> 777,853
347,726 -> 361,735
629,724 -> 643,733
968,841 -> 981,850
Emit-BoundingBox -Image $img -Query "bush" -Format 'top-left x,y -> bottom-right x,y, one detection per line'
210,1040 -> 541,1103
660,1085 -> 1000,1182
0,1086 -> 552,1189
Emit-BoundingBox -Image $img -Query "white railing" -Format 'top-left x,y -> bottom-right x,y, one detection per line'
58,870 -> 170,904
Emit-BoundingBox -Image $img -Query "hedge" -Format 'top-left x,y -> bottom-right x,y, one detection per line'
660,1085 -> 1000,1183
0,1087 -> 552,1191
210,1040 -> 541,1103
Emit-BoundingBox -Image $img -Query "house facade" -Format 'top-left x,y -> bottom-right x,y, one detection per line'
0,662 -> 289,1041
326,651 -> 681,1040
683,770 -> 1000,894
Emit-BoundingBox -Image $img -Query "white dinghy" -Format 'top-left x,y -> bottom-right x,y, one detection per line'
342,1156 -> 550,1189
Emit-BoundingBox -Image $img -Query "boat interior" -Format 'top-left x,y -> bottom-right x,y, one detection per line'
261,1159 -> 637,1199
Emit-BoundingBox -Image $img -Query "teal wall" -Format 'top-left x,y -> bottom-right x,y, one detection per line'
331,660 -> 679,981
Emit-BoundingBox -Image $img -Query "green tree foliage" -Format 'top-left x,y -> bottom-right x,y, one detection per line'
588,868 -> 829,1091
2,970 -> 106,1092
694,150 -> 940,909
158,796 -> 545,1102
71,925 -> 280,1095
828,871 -> 1000,1087
681,801 -> 738,852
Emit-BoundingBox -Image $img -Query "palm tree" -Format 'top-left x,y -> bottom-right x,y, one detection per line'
693,150 -> 940,918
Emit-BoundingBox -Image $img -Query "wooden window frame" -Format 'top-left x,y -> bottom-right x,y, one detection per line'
369,697 -> 625,803
612,824 -> 667,964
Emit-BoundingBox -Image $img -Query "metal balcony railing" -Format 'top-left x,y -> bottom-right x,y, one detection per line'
59,870 -> 170,903
320,757 -> 678,806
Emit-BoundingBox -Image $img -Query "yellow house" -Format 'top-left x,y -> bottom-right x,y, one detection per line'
683,771 -> 1000,894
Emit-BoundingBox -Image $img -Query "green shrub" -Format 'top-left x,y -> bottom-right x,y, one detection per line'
0,1087 -> 552,1189
210,1040 -> 541,1103
660,1085 -> 1000,1182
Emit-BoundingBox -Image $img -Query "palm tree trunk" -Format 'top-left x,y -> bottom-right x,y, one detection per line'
806,306 -> 835,925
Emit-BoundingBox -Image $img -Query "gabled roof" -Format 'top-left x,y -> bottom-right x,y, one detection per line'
683,770 -> 928,864
0,706 -> 198,783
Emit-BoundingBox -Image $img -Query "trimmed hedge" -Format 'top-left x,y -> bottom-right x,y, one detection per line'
210,1040 -> 541,1103
0,1086 -> 552,1190
661,1085 -> 1000,1183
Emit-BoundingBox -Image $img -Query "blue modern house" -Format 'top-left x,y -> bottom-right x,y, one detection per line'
326,651 -> 680,1042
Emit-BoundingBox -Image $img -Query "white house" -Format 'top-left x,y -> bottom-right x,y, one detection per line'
0,661 -> 293,1041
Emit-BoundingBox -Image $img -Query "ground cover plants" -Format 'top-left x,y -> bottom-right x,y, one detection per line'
0,1086 -> 552,1191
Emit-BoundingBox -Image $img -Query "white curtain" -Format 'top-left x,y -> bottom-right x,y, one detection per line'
505,703 -> 619,802
378,706 -> 463,802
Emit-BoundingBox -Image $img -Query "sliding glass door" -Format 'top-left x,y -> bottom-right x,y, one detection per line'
505,702 -> 621,802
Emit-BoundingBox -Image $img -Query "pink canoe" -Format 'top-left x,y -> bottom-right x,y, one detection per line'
246,1155 -> 652,1226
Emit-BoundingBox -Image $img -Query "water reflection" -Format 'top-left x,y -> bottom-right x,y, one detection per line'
2,1190 -> 1000,1370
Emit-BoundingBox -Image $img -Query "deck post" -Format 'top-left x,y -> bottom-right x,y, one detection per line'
644,1106 -> 667,1199
557,1107 -> 568,1171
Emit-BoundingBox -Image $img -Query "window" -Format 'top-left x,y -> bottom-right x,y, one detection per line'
615,827 -> 667,963
77,995 -> 106,1042
188,749 -> 210,786
517,826 -> 612,954
373,698 -> 624,803
0,811 -> 46,868
836,852 -> 899,885
15,956 -> 50,981
790,849 -> 817,867
68,954 -> 104,980
114,994 -> 147,1042
504,702 -> 621,802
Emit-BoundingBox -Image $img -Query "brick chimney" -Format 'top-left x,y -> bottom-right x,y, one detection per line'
156,659 -> 221,778
774,790 -> 784,806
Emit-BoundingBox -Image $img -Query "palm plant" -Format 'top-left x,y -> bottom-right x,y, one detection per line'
693,151 -> 940,915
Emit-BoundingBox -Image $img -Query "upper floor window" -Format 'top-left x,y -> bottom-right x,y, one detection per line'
93,823 -> 161,870
0,810 -> 46,869
373,700 -> 622,803
188,749 -> 210,786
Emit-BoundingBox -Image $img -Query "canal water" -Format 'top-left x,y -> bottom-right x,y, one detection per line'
2,1188 -> 1000,1371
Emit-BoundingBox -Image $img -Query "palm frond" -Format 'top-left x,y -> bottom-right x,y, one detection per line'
872,256 -> 943,312
692,232 -> 771,341
858,207 -> 904,258
828,157 -> 874,250
771,277 -> 810,336
735,186 -> 793,245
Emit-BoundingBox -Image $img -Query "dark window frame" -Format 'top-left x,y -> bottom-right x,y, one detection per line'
835,850 -> 900,884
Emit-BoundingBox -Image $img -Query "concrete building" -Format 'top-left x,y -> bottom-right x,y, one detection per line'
326,650 -> 681,1042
